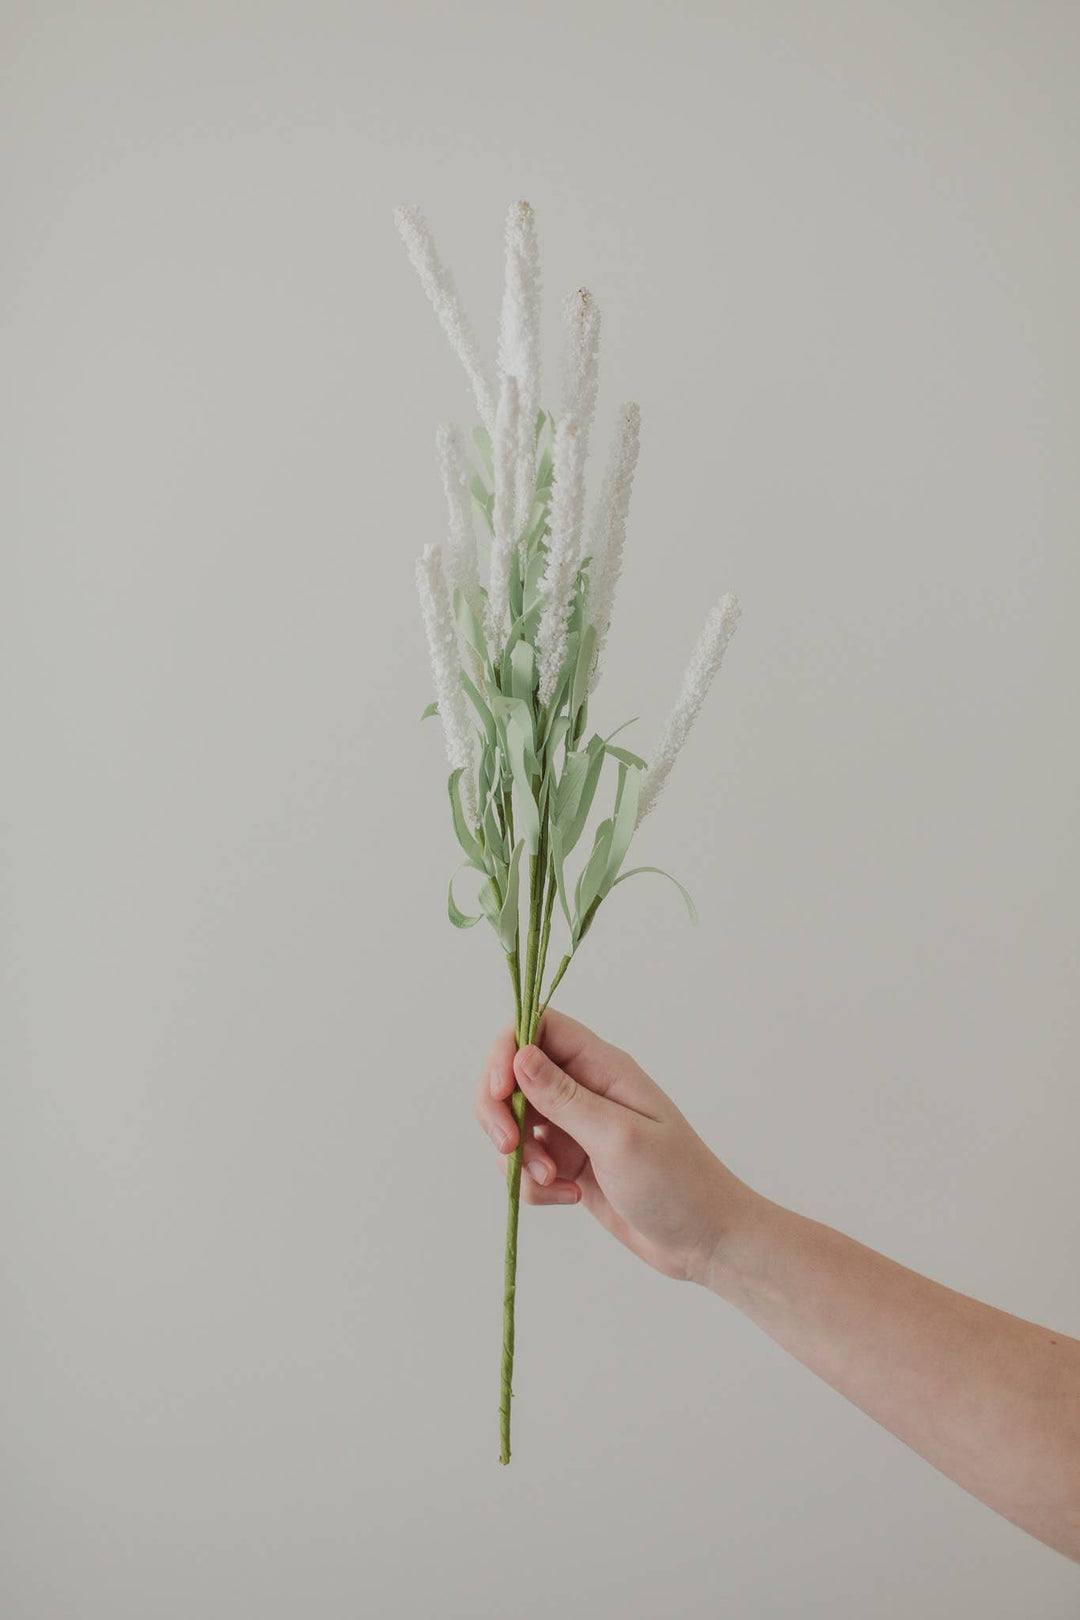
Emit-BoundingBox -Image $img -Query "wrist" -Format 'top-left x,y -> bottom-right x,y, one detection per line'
692,1168 -> 780,1303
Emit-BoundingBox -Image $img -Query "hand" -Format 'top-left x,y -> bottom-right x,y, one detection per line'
473,1007 -> 757,1284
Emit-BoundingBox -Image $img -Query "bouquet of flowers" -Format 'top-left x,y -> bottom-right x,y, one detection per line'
395,200 -> 741,1462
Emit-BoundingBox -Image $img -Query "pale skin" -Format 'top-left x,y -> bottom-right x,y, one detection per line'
474,1008 -> 1080,1563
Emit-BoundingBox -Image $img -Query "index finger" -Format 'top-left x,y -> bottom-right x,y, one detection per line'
484,1023 -> 518,1101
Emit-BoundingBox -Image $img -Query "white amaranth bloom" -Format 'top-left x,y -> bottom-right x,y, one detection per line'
636,593 -> 742,826
585,402 -> 641,692
496,202 -> 542,537
394,204 -> 496,434
536,416 -> 586,705
416,542 -> 478,824
435,422 -> 480,615
484,374 -> 521,652
558,288 -> 601,464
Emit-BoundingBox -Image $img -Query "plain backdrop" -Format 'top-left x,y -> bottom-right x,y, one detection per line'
3,2 -> 1079,1616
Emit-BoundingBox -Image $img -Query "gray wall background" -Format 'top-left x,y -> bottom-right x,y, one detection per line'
4,2 -> 1079,1615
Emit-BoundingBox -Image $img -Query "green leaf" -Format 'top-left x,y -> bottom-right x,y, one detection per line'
460,669 -> 496,750
574,818 -> 614,939
605,743 -> 648,771
497,840 -> 524,953
524,544 -> 547,613
544,713 -> 570,759
604,716 -> 639,744
570,622 -> 597,719
477,877 -> 502,933
557,735 -> 605,855
602,762 -> 642,894
509,539 -> 524,623
504,715 -> 540,853
454,588 -> 489,669
420,700 -> 439,721
509,640 -> 535,703
549,821 -> 573,930
448,768 -> 486,872
448,866 -> 484,929
612,865 -> 698,923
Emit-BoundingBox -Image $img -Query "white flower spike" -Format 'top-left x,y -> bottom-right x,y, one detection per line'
636,593 -> 742,826
435,422 -> 481,616
558,288 -> 601,463
416,543 -> 478,824
394,204 -> 497,434
497,202 -> 543,536
536,416 -> 586,705
485,373 -> 522,651
586,402 -> 641,692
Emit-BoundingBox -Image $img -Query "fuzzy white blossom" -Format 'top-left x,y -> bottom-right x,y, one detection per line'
585,402 -> 641,692
394,204 -> 496,434
496,202 -> 542,537
558,288 -> 601,463
416,543 -> 478,824
536,416 -> 586,705
484,374 -> 521,651
435,422 -> 480,615
636,593 -> 742,826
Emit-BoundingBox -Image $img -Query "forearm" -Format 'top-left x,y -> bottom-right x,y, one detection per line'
705,1191 -> 1080,1562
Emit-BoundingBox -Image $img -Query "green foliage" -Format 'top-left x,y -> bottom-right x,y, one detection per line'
424,409 -> 694,1026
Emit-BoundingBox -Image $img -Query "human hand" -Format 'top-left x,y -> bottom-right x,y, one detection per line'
473,1007 -> 757,1285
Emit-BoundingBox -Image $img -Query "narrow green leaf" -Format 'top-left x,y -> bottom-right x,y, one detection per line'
420,700 -> 439,721
504,715 -> 540,854
612,865 -> 698,923
497,840 -> 524,952
448,768 -> 486,872
604,716 -> 639,744
574,818 -> 614,939
454,588 -> 489,669
544,714 -> 570,759
602,762 -> 642,895
570,622 -> 597,718
448,865 -> 484,929
509,640 -> 535,703
509,539 -> 524,623
549,822 -> 573,930
460,669 -> 496,750
559,734 -> 606,855
477,878 -> 502,933
606,743 -> 648,771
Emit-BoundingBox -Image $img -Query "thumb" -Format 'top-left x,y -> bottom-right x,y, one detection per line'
513,1044 -> 628,1158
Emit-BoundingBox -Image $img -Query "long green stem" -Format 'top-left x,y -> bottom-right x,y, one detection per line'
499,855 -> 542,1464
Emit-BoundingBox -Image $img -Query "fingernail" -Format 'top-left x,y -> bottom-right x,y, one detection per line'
489,1068 -> 502,1097
527,1160 -> 551,1186
516,1046 -> 540,1082
489,1123 -> 510,1151
556,1188 -> 578,1204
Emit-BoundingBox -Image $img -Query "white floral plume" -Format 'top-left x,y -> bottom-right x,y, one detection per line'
496,202 -> 542,537
536,416 -> 586,705
484,373 -> 521,652
416,543 -> 478,824
585,402 -> 641,692
435,422 -> 480,616
636,593 -> 741,825
559,288 -> 601,464
394,204 -> 496,434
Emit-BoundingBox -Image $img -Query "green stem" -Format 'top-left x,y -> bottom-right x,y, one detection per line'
537,950 -> 571,1024
530,858 -> 557,1035
500,857 -> 543,1465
